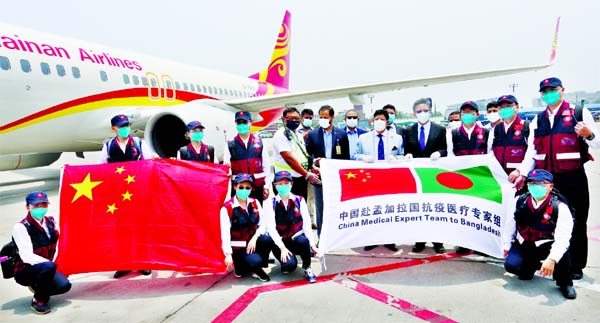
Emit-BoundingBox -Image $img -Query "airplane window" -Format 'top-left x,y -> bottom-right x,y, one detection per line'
190,83 -> 195,92
150,78 -> 157,87
56,65 -> 66,77
123,74 -> 130,84
0,56 -> 11,70
72,66 -> 81,78
142,76 -> 148,86
202,85 -> 207,93
132,75 -> 139,85
165,79 -> 172,88
219,88 -> 224,95
100,71 -> 108,82
40,63 -> 51,75
20,59 -> 32,73
207,87 -> 212,94
183,83 -> 188,91
175,81 -> 180,90
196,84 -> 202,92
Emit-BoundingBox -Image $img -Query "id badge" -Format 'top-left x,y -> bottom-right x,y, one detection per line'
336,145 -> 341,155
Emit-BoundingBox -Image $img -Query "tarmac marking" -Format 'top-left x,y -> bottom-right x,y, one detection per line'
211,253 -> 463,323
335,277 -> 458,323
588,225 -> 600,242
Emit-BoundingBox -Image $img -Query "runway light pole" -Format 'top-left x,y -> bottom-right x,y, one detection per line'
509,83 -> 519,93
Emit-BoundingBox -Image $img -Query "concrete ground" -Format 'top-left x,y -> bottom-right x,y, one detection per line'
1,150 -> 599,323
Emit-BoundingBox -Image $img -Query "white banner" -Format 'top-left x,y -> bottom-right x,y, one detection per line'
319,155 -> 514,258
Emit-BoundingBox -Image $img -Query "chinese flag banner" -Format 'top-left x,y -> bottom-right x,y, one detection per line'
56,159 -> 229,276
338,168 -> 417,201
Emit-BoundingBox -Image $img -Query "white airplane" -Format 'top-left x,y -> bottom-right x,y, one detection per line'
0,12 -> 559,170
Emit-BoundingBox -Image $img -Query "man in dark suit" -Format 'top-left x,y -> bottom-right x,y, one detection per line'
403,98 -> 448,254
306,105 -> 350,237
342,109 -> 368,160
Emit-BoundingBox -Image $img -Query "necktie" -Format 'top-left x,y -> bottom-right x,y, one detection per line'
419,126 -> 426,152
377,134 -> 384,160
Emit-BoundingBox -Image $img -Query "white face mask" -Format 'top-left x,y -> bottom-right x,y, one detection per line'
319,118 -> 331,129
487,112 -> 500,123
373,119 -> 387,131
416,111 -> 431,124
346,118 -> 358,128
449,121 -> 461,130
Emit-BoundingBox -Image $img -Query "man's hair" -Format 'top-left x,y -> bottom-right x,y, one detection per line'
448,111 -> 460,121
319,105 -> 335,117
412,98 -> 431,112
486,102 -> 498,111
301,108 -> 314,117
373,109 -> 389,120
382,104 -> 396,112
345,109 -> 358,118
283,107 -> 300,118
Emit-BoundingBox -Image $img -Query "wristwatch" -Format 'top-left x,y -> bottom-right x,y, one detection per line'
587,133 -> 596,141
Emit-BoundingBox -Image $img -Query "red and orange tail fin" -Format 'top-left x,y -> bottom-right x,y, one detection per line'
248,10 -> 291,93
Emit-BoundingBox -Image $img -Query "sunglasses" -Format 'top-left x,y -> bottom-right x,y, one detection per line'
238,186 -> 252,190
346,116 -> 358,119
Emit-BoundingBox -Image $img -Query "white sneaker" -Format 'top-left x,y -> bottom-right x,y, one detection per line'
304,268 -> 317,283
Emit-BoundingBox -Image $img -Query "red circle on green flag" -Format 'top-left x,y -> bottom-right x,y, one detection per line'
435,172 -> 473,190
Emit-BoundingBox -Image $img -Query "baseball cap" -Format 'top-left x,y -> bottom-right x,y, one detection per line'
460,101 -> 479,112
539,77 -> 562,92
274,171 -> 293,182
527,169 -> 553,183
235,111 -> 252,122
26,191 -> 49,205
233,173 -> 254,185
111,114 -> 130,127
186,121 -> 205,131
497,95 -> 518,105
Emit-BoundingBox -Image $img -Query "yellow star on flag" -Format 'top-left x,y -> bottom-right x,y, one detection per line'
115,166 -> 126,174
122,191 -> 133,201
124,175 -> 135,184
70,173 -> 103,203
106,203 -> 118,214
345,172 -> 357,179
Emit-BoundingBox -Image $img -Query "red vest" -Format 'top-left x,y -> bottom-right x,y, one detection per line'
515,195 -> 558,242
533,101 -> 589,173
452,124 -> 489,156
14,214 -> 58,273
492,117 -> 529,174
227,134 -> 265,187
273,196 -> 303,240
224,198 -> 260,250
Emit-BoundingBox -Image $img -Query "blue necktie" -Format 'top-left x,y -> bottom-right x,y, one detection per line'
377,134 -> 384,160
419,126 -> 426,152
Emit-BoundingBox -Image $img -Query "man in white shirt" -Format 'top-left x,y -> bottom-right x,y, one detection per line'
98,114 -> 156,164
11,191 -> 71,314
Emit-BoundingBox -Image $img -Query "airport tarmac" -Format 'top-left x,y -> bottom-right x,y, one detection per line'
1,150 -> 599,323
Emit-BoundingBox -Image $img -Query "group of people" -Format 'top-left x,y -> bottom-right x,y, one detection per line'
7,77 -> 599,314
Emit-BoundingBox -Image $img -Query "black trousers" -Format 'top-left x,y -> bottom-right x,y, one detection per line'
504,241 -> 572,287
553,168 -> 590,271
15,261 -> 71,303
272,234 -> 312,273
232,234 -> 274,276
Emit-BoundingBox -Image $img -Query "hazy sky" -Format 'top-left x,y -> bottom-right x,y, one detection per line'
1,0 -> 599,115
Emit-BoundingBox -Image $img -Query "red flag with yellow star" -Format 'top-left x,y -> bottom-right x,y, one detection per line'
56,159 -> 229,275
339,168 -> 417,201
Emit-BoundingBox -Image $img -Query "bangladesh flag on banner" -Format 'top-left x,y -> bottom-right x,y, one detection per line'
339,165 -> 502,203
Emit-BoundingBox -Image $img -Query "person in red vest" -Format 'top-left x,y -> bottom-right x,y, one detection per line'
446,101 -> 491,254
224,111 -> 269,204
512,77 -> 600,280
220,173 -> 274,281
264,171 -> 320,283
177,121 -> 215,163
11,192 -> 71,314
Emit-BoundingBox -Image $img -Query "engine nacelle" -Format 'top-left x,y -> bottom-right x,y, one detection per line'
0,152 -> 61,171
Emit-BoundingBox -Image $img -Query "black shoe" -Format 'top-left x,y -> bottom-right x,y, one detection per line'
384,244 -> 398,252
31,299 -> 51,315
412,243 -> 425,253
433,243 -> 446,254
252,269 -> 270,282
139,270 -> 152,276
113,270 -> 132,278
455,247 -> 471,255
559,285 -> 577,299
518,274 -> 534,280
571,269 -> 583,280
363,245 -> 377,251
234,272 -> 251,278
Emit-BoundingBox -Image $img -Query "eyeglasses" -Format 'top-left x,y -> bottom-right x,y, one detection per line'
346,116 -> 358,119
238,186 -> 252,190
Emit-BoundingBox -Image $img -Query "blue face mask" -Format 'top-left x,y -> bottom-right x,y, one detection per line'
528,184 -> 549,200
276,184 -> 292,196
286,120 -> 300,131
117,126 -> 131,138
236,187 -> 251,200
302,119 -> 312,128
190,131 -> 204,143
30,207 -> 48,220
461,114 -> 476,125
237,123 -> 250,135
499,107 -> 515,120
388,114 -> 396,123
542,91 -> 561,105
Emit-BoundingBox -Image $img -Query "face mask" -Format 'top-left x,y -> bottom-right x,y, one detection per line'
499,107 -> 515,120
373,119 -> 387,131
528,184 -> 549,200
190,131 -> 204,143
286,120 -> 300,131
487,112 -> 500,123
416,111 -> 431,124
237,123 -> 250,135
388,114 -> 395,123
319,118 -> 331,129
449,121 -> 461,130
30,207 -> 47,220
236,188 -> 251,200
345,118 -> 358,128
276,184 -> 292,196
461,114 -> 476,125
302,119 -> 312,128
542,91 -> 561,105
117,126 -> 131,138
